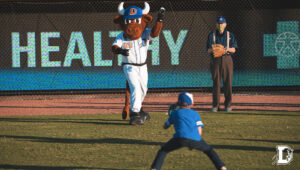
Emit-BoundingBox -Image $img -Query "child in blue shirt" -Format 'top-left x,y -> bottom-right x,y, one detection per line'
150,92 -> 227,170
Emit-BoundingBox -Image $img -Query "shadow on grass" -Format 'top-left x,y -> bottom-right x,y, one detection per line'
0,164 -> 98,169
212,145 -> 275,152
142,106 -> 300,113
198,110 -> 300,117
0,118 -> 129,126
0,164 -> 131,169
212,144 -> 299,153
223,138 -> 300,145
191,102 -> 300,113
2,135 -> 298,153
0,135 -> 164,145
195,102 -> 300,108
228,110 -> 300,114
0,105 -> 123,110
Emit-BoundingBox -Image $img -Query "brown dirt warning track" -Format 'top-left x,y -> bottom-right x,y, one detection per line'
0,92 -> 299,117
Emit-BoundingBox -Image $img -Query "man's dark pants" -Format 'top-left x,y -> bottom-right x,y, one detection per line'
210,55 -> 233,109
151,138 -> 225,170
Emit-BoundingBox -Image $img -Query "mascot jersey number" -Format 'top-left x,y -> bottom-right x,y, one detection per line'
112,2 -> 164,125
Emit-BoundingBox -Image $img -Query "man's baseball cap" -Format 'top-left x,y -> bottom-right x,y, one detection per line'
178,92 -> 194,106
124,6 -> 143,19
216,16 -> 226,23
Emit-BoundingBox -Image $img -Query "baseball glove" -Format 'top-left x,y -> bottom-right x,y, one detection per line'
168,103 -> 180,116
212,44 -> 226,58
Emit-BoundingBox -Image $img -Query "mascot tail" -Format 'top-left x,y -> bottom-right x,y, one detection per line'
122,81 -> 130,120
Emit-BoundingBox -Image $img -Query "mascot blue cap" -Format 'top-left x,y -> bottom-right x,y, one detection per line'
124,6 -> 143,19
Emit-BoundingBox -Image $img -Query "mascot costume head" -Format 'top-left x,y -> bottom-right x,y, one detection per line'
114,2 -> 152,40
112,2 -> 164,125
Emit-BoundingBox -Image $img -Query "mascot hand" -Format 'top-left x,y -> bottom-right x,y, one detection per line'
157,7 -> 165,22
115,48 -> 129,56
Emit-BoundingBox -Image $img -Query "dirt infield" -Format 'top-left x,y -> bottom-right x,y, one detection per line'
0,92 -> 299,117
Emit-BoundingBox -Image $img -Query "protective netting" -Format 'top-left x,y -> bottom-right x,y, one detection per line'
0,0 -> 299,94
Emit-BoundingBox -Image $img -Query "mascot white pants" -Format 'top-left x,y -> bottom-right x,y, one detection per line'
123,64 -> 148,113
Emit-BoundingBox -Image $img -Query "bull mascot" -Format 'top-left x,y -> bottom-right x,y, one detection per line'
112,2 -> 165,125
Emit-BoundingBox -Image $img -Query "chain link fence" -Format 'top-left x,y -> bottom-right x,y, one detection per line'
0,0 -> 299,95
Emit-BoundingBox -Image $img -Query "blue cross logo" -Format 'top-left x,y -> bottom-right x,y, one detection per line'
263,21 -> 300,69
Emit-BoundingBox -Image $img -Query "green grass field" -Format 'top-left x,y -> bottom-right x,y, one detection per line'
0,111 -> 299,170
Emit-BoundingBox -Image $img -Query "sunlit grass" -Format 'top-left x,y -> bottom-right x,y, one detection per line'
0,111 -> 299,169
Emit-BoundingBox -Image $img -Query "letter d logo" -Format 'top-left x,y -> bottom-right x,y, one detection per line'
273,145 -> 294,165
130,8 -> 137,15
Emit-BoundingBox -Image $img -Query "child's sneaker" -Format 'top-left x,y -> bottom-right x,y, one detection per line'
211,107 -> 218,112
225,107 -> 232,112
